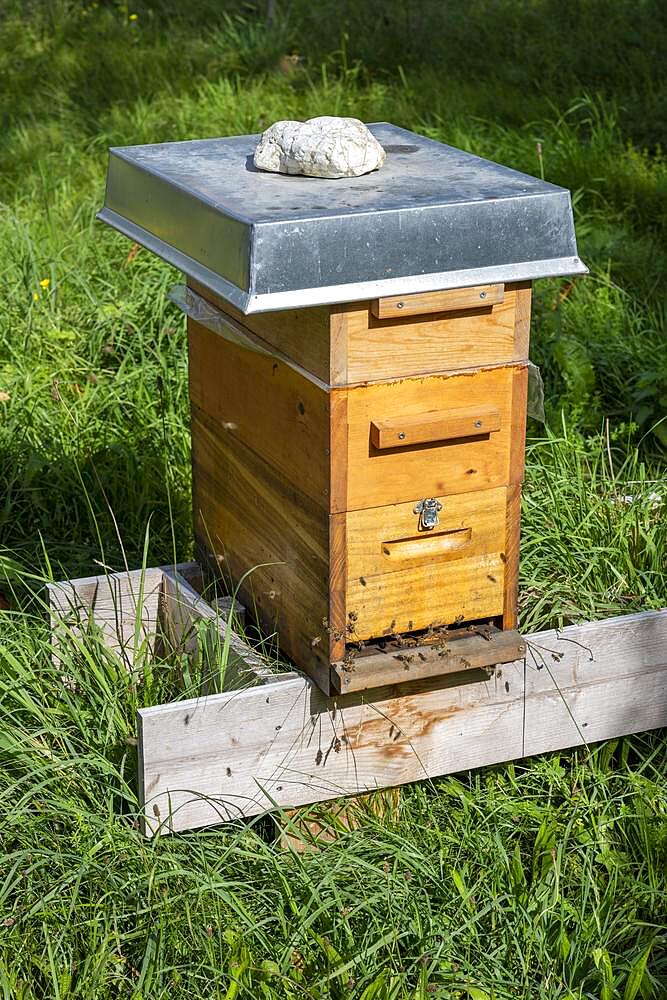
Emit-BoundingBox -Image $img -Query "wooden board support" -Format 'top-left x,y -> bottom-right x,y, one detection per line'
47,566 -> 165,668
48,563 -> 297,689
138,605 -> 667,836
48,565 -> 667,838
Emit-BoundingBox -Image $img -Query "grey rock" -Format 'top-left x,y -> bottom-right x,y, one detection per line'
253,116 -> 386,179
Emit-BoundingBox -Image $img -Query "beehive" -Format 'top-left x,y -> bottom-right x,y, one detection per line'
99,123 -> 586,694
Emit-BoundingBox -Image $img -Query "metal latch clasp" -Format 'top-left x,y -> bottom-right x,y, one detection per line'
413,498 -> 443,531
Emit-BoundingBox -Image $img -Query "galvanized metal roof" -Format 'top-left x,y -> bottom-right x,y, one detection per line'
97,122 -> 586,314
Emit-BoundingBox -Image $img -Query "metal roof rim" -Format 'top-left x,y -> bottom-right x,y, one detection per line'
243,256 -> 589,313
251,188 -> 572,229
96,207 -> 587,316
107,146 -> 251,225
95,208 -> 252,306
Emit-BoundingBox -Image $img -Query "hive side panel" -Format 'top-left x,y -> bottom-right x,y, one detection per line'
188,318 -> 330,509
189,278 -> 332,382
191,405 -> 332,692
340,285 -> 526,385
343,366 -> 522,511
329,304 -> 350,386
328,512 -> 347,663
512,281 -> 532,361
347,555 -> 504,640
328,390 -> 349,663
346,487 -> 507,574
503,483 -> 522,630
345,488 -> 507,640
503,363 -> 529,629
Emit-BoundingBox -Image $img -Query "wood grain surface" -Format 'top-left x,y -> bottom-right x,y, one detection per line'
139,609 -> 667,833
512,281 -> 532,361
503,364 -> 529,628
189,278 -> 332,383
347,552 -> 505,640
189,280 -> 531,388
371,283 -> 505,319
345,486 -> 506,639
48,567 -> 164,667
191,405 -> 332,691
370,405 -> 501,450
188,317 -> 330,509
331,627 -> 525,693
342,365 -> 524,511
340,284 -> 525,385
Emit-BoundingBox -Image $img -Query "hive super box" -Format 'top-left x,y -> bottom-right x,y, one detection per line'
98,123 -> 586,695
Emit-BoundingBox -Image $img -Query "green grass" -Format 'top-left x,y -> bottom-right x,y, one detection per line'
0,1 -> 666,996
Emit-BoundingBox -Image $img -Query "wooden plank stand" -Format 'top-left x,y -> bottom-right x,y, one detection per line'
48,564 -> 667,837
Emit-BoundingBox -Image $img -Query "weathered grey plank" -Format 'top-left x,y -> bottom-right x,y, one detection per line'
47,562 -> 291,685
48,566 -> 164,667
138,609 -> 667,835
159,567 -> 297,689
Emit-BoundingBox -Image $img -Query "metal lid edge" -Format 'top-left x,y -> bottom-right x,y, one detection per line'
95,208 -> 252,312
96,207 -> 587,315
242,258 -> 589,313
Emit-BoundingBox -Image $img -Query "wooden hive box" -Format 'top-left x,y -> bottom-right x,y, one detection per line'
188,279 -> 532,693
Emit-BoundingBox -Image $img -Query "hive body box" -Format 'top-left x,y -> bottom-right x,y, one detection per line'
188,279 -> 531,693
98,123 -> 586,696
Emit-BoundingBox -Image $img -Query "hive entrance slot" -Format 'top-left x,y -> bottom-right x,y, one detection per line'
332,619 -> 524,694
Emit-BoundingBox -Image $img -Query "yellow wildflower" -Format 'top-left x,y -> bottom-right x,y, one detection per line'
33,292 -> 39,301
129,13 -> 138,20
40,278 -> 50,289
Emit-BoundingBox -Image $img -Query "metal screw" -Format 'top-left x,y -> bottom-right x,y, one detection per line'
398,431 -> 406,440
479,291 -> 487,299
474,419 -> 482,428
396,301 -> 405,309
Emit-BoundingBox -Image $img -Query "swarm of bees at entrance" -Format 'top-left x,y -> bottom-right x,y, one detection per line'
315,612 -> 365,671
339,648 -> 357,674
322,610 -> 500,675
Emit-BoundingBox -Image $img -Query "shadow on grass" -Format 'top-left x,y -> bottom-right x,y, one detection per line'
1,0 -> 666,148
0,436 -> 192,581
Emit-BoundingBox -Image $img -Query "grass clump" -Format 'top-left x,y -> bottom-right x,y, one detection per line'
0,1 -> 665,996
2,611 -> 666,998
